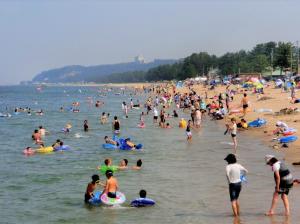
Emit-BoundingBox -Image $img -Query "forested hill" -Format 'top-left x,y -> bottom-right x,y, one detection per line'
32,59 -> 176,83
32,41 -> 297,84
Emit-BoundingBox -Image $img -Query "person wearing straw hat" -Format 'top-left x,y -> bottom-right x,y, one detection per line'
224,154 -> 248,217
265,155 -> 293,216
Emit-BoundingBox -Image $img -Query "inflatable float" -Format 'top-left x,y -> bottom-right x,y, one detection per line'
54,145 -> 71,151
248,118 -> 267,127
102,143 -> 118,149
130,198 -> 155,207
89,191 -> 102,205
102,136 -> 143,150
279,136 -> 298,144
36,146 -> 54,153
100,192 -> 126,206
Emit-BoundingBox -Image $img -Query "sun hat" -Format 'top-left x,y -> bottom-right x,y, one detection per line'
265,155 -> 275,164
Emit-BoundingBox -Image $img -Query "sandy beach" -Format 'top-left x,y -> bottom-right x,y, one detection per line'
174,82 -> 300,163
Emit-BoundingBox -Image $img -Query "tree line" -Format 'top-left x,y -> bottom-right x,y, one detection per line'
94,41 -> 299,83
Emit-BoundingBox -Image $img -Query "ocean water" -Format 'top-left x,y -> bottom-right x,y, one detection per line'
0,85 -> 299,224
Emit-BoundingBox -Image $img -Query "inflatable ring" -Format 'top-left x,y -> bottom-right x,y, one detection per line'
100,192 -> 126,205
130,198 -> 155,207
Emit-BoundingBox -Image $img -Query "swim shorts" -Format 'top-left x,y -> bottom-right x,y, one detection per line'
107,192 -> 117,198
229,182 -> 241,201
243,104 -> 248,109
186,131 -> 192,137
231,134 -> 236,138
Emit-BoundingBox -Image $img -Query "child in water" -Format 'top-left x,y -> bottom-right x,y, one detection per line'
118,159 -> 128,170
132,159 -> 142,170
186,120 -> 192,141
83,120 -> 89,132
84,175 -> 104,203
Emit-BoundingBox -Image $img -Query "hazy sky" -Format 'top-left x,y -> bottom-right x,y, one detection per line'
0,0 -> 299,85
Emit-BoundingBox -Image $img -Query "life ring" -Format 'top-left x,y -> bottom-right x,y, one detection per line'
100,192 -> 126,206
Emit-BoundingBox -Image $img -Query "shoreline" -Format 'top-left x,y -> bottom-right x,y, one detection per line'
175,83 -> 300,164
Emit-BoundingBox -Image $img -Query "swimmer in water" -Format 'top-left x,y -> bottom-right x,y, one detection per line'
52,139 -> 61,148
118,159 -> 128,170
83,120 -> 89,132
104,136 -> 119,146
125,138 -> 136,149
186,120 -> 192,141
112,116 -> 120,134
38,126 -> 47,136
132,159 -> 142,170
84,175 -> 104,203
32,129 -> 43,145
100,112 -> 108,124
101,170 -> 119,198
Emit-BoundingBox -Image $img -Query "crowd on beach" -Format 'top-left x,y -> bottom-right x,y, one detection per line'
16,77 -> 300,216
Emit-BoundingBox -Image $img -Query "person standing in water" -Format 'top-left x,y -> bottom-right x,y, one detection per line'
83,120 -> 89,132
224,154 -> 248,217
112,116 -> 120,134
84,174 -> 104,203
226,118 -> 238,153
265,155 -> 293,216
186,120 -> 192,141
101,170 -> 118,198
241,93 -> 249,117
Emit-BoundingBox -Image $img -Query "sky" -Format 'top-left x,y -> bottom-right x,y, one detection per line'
0,0 -> 300,85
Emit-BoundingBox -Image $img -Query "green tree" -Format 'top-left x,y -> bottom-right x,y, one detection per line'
274,42 -> 292,74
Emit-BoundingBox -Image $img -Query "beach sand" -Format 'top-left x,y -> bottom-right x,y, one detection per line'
176,83 -> 300,163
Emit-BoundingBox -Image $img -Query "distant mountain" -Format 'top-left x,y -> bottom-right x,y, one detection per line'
32,59 -> 176,83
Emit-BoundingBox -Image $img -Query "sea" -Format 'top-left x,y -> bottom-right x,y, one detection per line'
0,85 -> 299,224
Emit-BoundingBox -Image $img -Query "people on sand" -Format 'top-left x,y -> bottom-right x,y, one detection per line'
241,93 -> 249,117
104,136 -> 119,146
226,118 -> 238,153
186,120 -> 192,141
132,159 -> 142,170
112,116 -> 121,134
101,170 -> 119,198
83,120 -> 89,132
274,121 -> 289,134
118,159 -> 128,170
224,153 -> 248,217
84,174 -> 104,203
265,155 -> 293,216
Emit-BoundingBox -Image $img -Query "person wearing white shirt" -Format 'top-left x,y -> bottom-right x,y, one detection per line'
265,155 -> 293,216
224,154 -> 248,217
